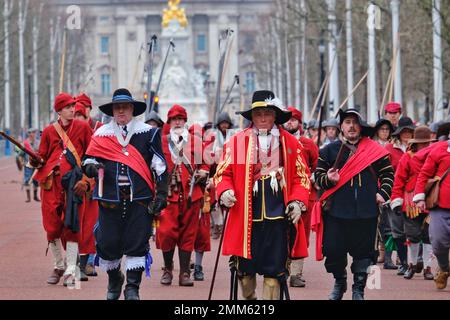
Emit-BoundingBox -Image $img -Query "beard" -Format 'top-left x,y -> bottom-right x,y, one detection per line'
285,126 -> 298,134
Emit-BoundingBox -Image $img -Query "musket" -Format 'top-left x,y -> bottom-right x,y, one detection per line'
0,131 -> 44,164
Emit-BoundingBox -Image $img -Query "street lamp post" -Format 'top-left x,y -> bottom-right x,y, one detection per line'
27,55 -> 33,130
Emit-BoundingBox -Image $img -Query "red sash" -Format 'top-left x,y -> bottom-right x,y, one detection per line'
311,137 -> 389,261
86,136 -> 155,193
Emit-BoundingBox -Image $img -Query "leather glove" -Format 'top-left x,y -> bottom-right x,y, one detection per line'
73,178 -> 89,197
152,170 -> 169,216
220,190 -> 237,208
285,201 -> 307,224
84,164 -> 99,178
152,195 -> 167,216
194,169 -> 209,184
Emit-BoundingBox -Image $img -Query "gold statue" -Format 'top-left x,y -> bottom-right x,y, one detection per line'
162,0 -> 188,28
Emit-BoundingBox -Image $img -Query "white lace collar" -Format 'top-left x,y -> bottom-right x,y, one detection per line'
94,119 -> 151,138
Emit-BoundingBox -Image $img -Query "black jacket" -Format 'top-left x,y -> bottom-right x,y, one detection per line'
84,128 -> 167,203
314,140 -> 394,219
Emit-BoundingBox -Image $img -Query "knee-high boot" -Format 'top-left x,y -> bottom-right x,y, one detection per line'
124,269 -> 143,300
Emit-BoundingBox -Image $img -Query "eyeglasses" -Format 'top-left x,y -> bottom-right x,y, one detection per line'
379,128 -> 391,131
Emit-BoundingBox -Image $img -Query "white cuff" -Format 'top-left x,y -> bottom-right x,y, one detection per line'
125,256 -> 146,271
412,193 -> 425,202
82,158 -> 99,166
99,258 -> 121,272
390,198 -> 403,210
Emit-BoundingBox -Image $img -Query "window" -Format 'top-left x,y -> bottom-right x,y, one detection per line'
197,34 -> 207,53
246,72 -> 256,94
101,74 -> 111,96
100,36 -> 109,55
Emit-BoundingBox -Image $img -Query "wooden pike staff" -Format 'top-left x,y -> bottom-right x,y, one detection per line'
333,71 -> 369,118
59,28 -> 67,93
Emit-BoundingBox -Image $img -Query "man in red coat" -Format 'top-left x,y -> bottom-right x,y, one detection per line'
414,119 -> 450,290
76,93 -> 103,131
390,126 -> 436,281
214,90 -> 310,300
73,102 -> 100,280
284,107 -> 319,288
31,93 -> 93,286
385,116 -> 416,275
156,105 -> 209,287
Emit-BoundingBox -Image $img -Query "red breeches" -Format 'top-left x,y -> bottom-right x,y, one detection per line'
156,200 -> 202,252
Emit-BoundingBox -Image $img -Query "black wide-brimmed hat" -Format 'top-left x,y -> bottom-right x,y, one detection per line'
337,108 -> 375,137
99,88 -> 147,117
436,115 -> 450,138
392,117 -> 416,136
236,90 -> 291,125
373,118 -> 394,137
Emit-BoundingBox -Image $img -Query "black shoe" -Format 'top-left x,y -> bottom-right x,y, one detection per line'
124,270 -> 143,300
415,261 -> 424,273
328,276 -> 347,300
193,265 -> 204,281
404,264 -> 416,279
79,255 -> 89,281
107,269 -> 125,300
397,264 -> 408,276
33,190 -> 40,202
352,273 -> 367,300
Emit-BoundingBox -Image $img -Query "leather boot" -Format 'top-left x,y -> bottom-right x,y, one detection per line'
25,189 -> 31,203
178,250 -> 194,286
124,269 -> 143,300
403,263 -> 416,279
434,269 -> 449,289
394,238 -> 409,276
383,251 -> 398,270
161,250 -> 174,285
33,189 -> 40,202
79,255 -> 89,281
193,265 -> 204,281
352,273 -> 368,300
329,273 -> 347,300
47,268 -> 65,285
289,258 -> 306,287
107,268 -> 125,300
423,266 -> 434,280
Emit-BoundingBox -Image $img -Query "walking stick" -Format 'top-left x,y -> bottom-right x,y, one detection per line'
208,206 -> 230,300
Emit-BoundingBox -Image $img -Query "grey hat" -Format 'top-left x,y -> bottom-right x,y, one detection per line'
215,112 -> 234,128
322,118 -> 340,130
429,121 -> 443,134
307,119 -> 318,129
436,115 -> 450,138
145,111 -> 164,127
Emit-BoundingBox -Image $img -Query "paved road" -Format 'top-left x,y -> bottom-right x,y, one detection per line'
0,157 -> 448,300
